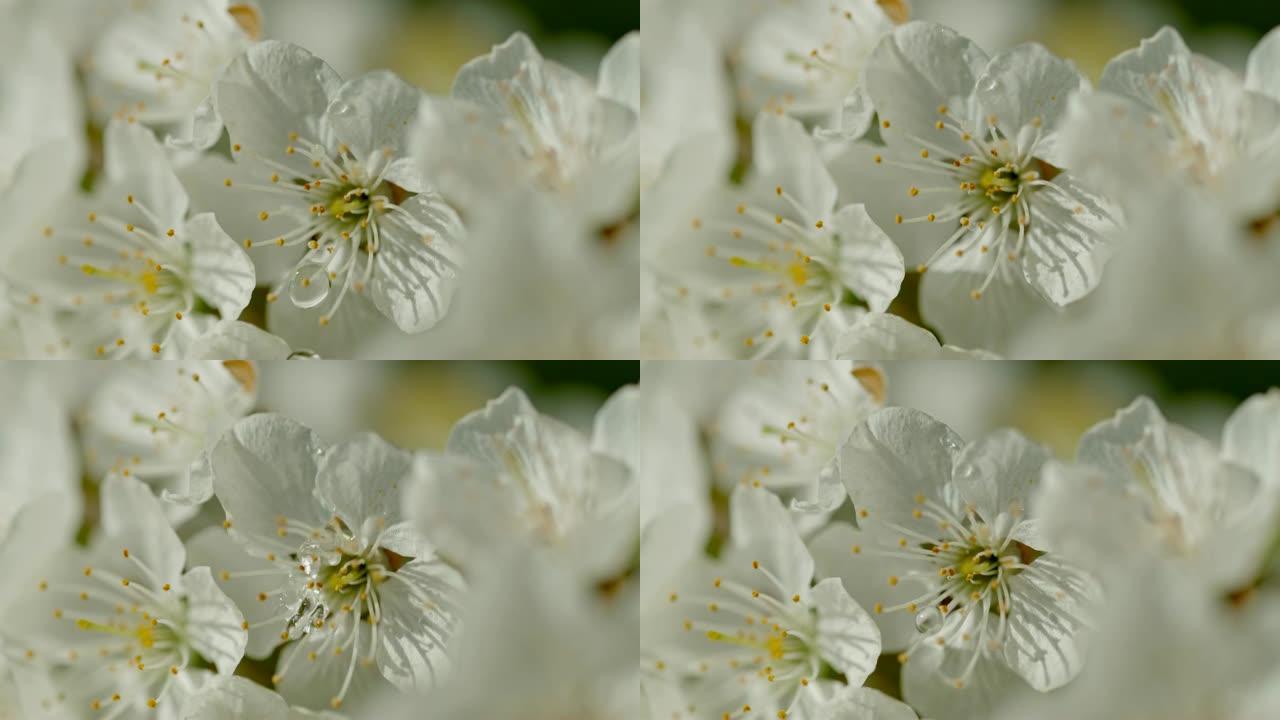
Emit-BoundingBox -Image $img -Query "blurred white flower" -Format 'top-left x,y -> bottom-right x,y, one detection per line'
411,386 -> 636,576
737,0 -> 894,141
16,475 -> 246,717
187,415 -> 464,711
1034,395 -> 1279,590
10,121 -> 254,358
649,113 -> 904,358
712,361 -> 886,515
0,496 -> 76,720
87,0 -> 261,150
652,486 -> 881,720
811,409 -> 1095,719
80,361 -> 257,519
834,312 -> 999,359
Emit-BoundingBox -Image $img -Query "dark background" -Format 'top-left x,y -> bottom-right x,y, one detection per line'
407,0 -> 1271,39
1173,0 -> 1277,35
1127,362 -> 1280,401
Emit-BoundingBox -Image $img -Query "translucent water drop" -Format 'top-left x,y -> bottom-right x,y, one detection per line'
977,76 -> 1001,94
958,463 -> 978,481
330,100 -> 354,118
288,265 -> 331,309
287,349 -> 320,360
915,606 -> 943,634
941,436 -> 962,451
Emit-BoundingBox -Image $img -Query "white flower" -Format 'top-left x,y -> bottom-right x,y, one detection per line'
737,0 -> 894,140
712,361 -> 886,515
810,408 -> 1095,718
80,361 -> 257,518
16,475 -> 247,717
1034,395 -> 1278,591
186,415 -> 463,712
652,486 -> 881,720
87,0 -> 261,150
1061,26 -> 1280,201
651,112 -> 905,358
0,23 -> 84,192
411,32 -> 638,230
411,386 -> 636,575
12,121 -> 254,358
214,41 -> 464,337
0,496 -> 77,720
859,22 -> 1118,350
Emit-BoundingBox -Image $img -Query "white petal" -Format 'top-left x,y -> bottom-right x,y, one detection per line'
1100,26 -> 1192,107
274,613 -> 389,712
727,485 -> 813,595
326,71 -> 427,192
167,93 -> 225,152
99,473 -> 186,583
1222,389 -> 1280,490
837,407 -> 963,531
207,413 -> 329,553
810,577 -> 881,685
367,191 -> 464,334
953,429 -> 1050,526
317,432 -> 414,544
834,311 -> 995,359
0,494 -> 74,613
181,676 -> 289,720
1247,27 -> 1280,100
829,204 -> 904,313
187,212 -> 256,321
865,21 -> 990,157
752,112 -> 838,216
814,85 -> 877,143
1020,175 -> 1117,306
186,527 -> 289,659
592,385 -> 639,471
808,521 -> 919,651
901,644 -> 1024,720
103,120 -> 190,229
919,248 -> 1046,353
975,43 -> 1087,166
452,32 -> 544,107
372,558 -> 463,691
216,41 -> 342,178
183,321 -> 294,360
1001,563 -> 1089,691
598,31 -> 640,113
182,566 -> 248,675
266,291 -> 392,360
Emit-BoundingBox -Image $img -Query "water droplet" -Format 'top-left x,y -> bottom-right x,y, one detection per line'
978,77 -> 1001,94
287,349 -> 321,360
915,606 -> 943,634
958,463 -> 978,481
941,436 -> 962,451
288,265 -> 331,309
330,100 -> 354,118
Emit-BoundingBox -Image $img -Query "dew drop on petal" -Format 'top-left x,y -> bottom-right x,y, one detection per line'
915,606 -> 943,634
978,77 -> 1001,94
331,100 -> 354,118
288,266 -> 332,309
287,350 -> 320,360
941,436 -> 962,452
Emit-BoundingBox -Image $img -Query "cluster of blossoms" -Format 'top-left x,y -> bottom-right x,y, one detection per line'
0,362 -> 639,718
0,0 -> 638,359
641,361 -> 1280,720
641,0 -> 1280,359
